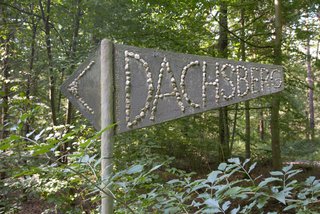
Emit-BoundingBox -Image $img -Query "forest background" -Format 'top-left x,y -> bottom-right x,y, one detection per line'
1,0 -> 320,213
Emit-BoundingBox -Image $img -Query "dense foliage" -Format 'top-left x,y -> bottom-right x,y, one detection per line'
1,0 -> 320,213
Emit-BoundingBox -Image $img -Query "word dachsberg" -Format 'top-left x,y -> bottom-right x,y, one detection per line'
124,50 -> 283,128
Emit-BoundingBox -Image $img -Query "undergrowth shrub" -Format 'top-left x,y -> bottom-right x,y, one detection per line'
1,124 -> 320,213
112,158 -> 320,214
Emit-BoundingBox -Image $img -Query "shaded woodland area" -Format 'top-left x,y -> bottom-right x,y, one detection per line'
1,0 -> 320,213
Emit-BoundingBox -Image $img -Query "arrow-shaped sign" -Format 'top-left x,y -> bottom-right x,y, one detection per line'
61,41 -> 284,134
61,39 -> 284,214
61,48 -> 101,129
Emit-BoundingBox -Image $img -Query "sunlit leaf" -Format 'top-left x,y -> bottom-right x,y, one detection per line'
127,164 -> 144,174
207,171 -> 221,183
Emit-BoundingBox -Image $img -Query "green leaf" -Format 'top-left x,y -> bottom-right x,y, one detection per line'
228,158 -> 240,165
283,204 -> 298,211
13,167 -> 41,178
8,134 -> 21,141
191,200 -> 202,208
287,170 -> 302,180
230,206 -> 240,214
270,171 -> 283,176
0,142 -> 11,150
305,176 -> 316,185
197,192 -> 210,200
164,207 -> 180,214
203,208 -> 221,213
167,179 -> 182,185
94,158 -> 101,168
248,162 -> 257,173
224,187 -> 242,198
243,159 -> 250,166
204,198 -> 219,208
222,201 -> 231,211
31,142 -> 55,156
259,177 -> 282,187
191,183 -> 210,192
79,154 -> 90,163
207,171 -> 221,183
35,129 -> 45,141
148,164 -> 162,173
20,113 -> 29,122
273,190 -> 286,204
26,130 -> 35,137
218,163 -> 227,171
127,164 -> 144,174
80,124 -> 116,148
286,180 -> 298,187
257,196 -> 269,209
282,165 -> 293,173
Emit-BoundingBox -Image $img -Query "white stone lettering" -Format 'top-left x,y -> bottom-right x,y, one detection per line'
220,63 -> 236,100
260,68 -> 270,92
124,51 -> 154,128
250,67 -> 259,94
270,69 -> 283,88
68,61 -> 95,114
236,65 -> 249,97
122,51 -> 283,129
150,57 -> 185,121
180,61 -> 201,108
202,62 -> 220,106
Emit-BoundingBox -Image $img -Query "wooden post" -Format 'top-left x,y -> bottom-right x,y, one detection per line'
101,39 -> 114,214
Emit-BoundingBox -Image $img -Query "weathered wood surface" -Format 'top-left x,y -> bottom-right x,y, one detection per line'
61,43 -> 284,133
61,47 -> 101,129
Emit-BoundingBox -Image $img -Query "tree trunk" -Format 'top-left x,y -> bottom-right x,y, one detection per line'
65,0 -> 82,125
230,104 -> 238,155
218,2 -> 230,161
240,2 -> 251,159
25,5 -> 37,136
271,0 -> 282,170
0,46 -> 10,140
0,6 -> 11,140
259,108 -> 265,141
60,0 -> 82,164
39,0 -> 57,125
0,5 -> 12,180
306,38 -> 315,141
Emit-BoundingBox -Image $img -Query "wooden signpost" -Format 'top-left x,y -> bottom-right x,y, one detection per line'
61,39 -> 284,213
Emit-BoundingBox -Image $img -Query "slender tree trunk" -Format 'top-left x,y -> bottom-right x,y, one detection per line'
39,0 -> 57,125
0,6 -> 12,179
0,42 -> 10,140
316,39 -> 319,61
0,7 -> 11,140
245,101 -> 251,158
66,0 -> 81,125
240,3 -> 251,159
271,0 -> 282,170
59,0 -> 82,164
306,38 -> 315,141
218,2 -> 230,161
259,108 -> 265,141
230,104 -> 238,155
25,5 -> 37,136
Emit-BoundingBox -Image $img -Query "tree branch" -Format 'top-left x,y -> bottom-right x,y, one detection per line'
0,2 -> 42,19
212,12 -> 273,49
0,1 -> 67,50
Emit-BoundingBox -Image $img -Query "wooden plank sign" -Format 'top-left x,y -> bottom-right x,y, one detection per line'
61,41 -> 284,134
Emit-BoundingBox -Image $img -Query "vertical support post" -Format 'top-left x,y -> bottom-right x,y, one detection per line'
101,39 -> 114,214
